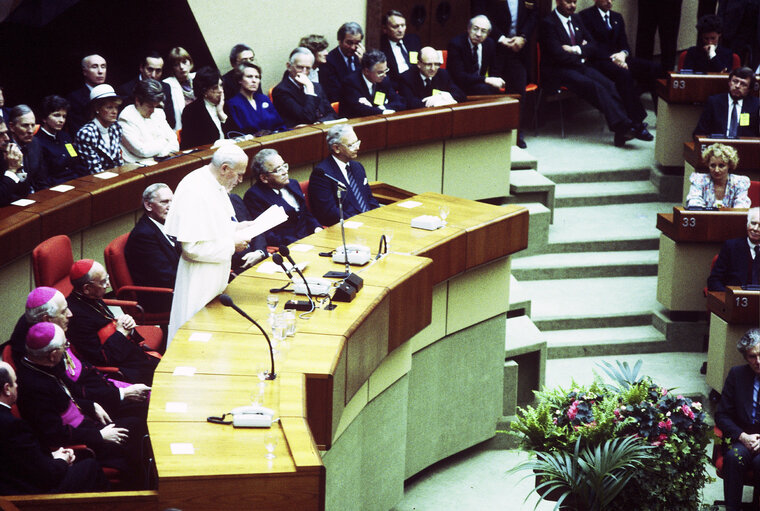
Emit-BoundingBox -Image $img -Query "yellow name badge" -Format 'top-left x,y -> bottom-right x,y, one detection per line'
432,88 -> 442,96
65,143 -> 78,157
740,112 -> 750,126
373,91 -> 386,106
409,51 -> 418,64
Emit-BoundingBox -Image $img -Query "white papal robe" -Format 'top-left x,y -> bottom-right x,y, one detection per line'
164,165 -> 236,343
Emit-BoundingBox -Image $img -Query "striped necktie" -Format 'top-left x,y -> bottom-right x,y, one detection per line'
345,163 -> 368,212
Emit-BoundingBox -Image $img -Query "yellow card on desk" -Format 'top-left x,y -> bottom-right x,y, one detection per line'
373,91 -> 386,106
409,51 -> 418,64
65,143 -> 78,157
432,88 -> 442,95
740,113 -> 750,126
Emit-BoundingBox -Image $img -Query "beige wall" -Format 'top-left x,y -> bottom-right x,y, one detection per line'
186,1 -> 367,95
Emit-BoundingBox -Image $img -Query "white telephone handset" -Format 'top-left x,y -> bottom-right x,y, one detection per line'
230,405 -> 274,428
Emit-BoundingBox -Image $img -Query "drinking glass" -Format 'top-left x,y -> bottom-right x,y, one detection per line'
284,311 -> 296,337
267,294 -> 279,323
439,205 -> 450,225
264,430 -> 278,460
384,229 -> 394,253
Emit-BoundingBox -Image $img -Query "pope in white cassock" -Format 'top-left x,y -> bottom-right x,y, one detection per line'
164,144 -> 255,343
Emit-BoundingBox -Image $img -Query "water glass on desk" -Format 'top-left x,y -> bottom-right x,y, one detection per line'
284,311 -> 296,337
264,430 -> 278,460
266,294 -> 279,323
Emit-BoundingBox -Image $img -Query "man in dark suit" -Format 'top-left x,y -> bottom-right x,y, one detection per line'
67,54 -> 108,136
473,0 -> 537,147
0,360 -> 108,495
540,0 -> 641,147
579,0 -> 655,141
125,183 -> 181,314
309,124 -> 380,226
339,49 -> 406,118
272,47 -> 337,127
683,14 -> 736,73
0,113 -> 32,207
380,10 -> 422,88
636,0 -> 682,72
321,22 -> 365,102
221,44 -> 255,101
694,67 -> 759,137
117,51 -> 177,129
447,15 -> 506,96
719,0 -> 760,69
716,328 -> 760,511
398,46 -> 466,109
708,207 -> 760,291
244,148 -> 322,247
7,104 -> 51,194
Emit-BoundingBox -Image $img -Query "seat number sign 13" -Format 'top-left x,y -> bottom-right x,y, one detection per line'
736,296 -> 749,307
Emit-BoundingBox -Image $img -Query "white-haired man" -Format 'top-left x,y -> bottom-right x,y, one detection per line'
272,47 -> 338,127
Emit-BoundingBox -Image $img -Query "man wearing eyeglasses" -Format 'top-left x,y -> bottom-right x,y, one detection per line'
272,47 -> 337,128
399,46 -> 465,109
243,148 -> 322,247
447,15 -> 505,96
339,48 -> 406,118
309,124 -> 380,226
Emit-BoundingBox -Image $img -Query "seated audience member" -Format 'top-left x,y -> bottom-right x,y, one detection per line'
683,14 -> 735,73
66,54 -> 108,135
398,46 -> 465,108
707,207 -> 760,291
0,120 -> 29,206
118,51 -> 176,129
17,323 -> 142,481
9,287 -> 150,418
694,67 -> 759,137
272,47 -> 338,127
163,47 -> 196,131
0,360 -> 108,495
180,66 -> 232,150
299,34 -> 330,82
35,95 -> 82,184
244,148 -> 322,247
309,124 -> 380,226
228,193 -> 268,277
118,79 -> 178,163
75,84 -> 124,174
226,62 -> 287,135
0,85 -> 8,124
66,259 -> 160,385
715,328 -> 760,511
686,143 -> 751,209
125,183 -> 181,314
321,22 -> 366,102
222,44 -> 255,100
339,49 -> 406,118
380,9 -> 422,87
540,0 -> 647,147
7,105 -> 51,193
447,15 -> 505,95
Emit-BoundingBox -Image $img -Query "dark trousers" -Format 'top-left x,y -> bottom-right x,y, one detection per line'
722,441 -> 760,510
496,47 -> 529,128
636,0 -> 683,72
589,60 -> 647,125
54,458 -> 109,493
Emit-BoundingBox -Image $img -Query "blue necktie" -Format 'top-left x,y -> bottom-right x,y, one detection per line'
729,101 -> 739,138
346,164 -> 368,213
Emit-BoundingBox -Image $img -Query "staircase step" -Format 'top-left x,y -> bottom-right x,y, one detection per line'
508,275 -> 532,317
512,250 -> 659,280
542,238 -> 659,253
544,168 -> 652,184
510,146 -> 538,170
544,325 -> 667,359
555,181 -> 660,207
534,313 -> 654,331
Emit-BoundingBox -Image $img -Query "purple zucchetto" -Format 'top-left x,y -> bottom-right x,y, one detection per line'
25,287 -> 58,309
26,322 -> 65,351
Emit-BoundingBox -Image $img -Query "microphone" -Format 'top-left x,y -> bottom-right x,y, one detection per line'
278,246 -> 315,313
314,168 -> 347,190
271,253 -> 294,279
219,294 -> 276,380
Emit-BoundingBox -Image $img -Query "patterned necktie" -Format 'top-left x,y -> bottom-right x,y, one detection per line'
729,100 -> 739,137
346,163 -> 368,212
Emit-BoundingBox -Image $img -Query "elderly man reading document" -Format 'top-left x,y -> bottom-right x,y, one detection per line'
164,143 -> 286,343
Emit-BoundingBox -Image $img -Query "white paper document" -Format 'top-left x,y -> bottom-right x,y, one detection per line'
237,205 -> 288,240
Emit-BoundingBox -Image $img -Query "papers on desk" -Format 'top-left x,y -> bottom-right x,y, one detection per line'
166,402 -> 188,413
397,200 -> 422,209
258,260 -> 308,275
50,184 -> 74,192
238,205 -> 288,240
173,366 -> 196,376
170,443 -> 195,455
289,243 -> 313,252
189,332 -> 212,342
93,171 -> 118,179
11,198 -> 35,206
343,220 -> 363,229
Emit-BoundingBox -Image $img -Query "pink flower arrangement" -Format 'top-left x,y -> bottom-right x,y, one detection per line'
567,400 -> 579,420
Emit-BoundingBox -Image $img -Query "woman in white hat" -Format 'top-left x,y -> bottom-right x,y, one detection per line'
74,84 -> 124,174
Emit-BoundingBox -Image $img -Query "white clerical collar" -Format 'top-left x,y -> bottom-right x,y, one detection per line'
40,126 -> 56,139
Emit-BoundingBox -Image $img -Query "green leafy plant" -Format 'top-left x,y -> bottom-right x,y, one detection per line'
596,359 -> 643,392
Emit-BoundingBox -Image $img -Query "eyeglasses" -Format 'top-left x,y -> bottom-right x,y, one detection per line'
420,61 -> 441,68
344,140 -> 361,151
266,162 -> 289,175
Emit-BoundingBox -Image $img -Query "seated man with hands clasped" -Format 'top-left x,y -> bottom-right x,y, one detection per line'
338,48 -> 406,118
707,207 -> 760,291
398,46 -> 465,108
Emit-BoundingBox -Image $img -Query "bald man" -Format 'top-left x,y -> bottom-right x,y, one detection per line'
66,54 -> 108,135
398,47 -> 466,109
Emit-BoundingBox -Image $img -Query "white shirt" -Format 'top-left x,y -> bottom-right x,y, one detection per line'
507,0 -> 519,36
276,186 -> 300,211
203,99 -> 224,138
361,73 -> 376,97
749,238 -> 759,259
94,117 -> 111,148
331,155 -> 350,183
390,40 -> 410,74
118,104 -> 179,163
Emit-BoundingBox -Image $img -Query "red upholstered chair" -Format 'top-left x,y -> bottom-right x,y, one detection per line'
104,233 -> 172,328
300,179 -> 311,214
712,425 -> 760,507
440,49 -> 447,69
677,50 -> 742,71
331,101 -> 339,114
749,181 -> 759,207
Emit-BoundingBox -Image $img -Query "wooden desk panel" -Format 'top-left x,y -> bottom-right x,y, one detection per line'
0,209 -> 40,265
656,207 -> 749,242
656,73 -> 730,104
385,107 -> 453,147
685,137 -> 760,173
254,127 -> 325,167
70,171 -> 146,220
450,97 -> 519,137
708,287 -> 760,324
130,153 -> 206,191
5,188 -> 91,240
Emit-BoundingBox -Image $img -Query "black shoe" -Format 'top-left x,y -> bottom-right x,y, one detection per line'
516,135 -> 527,149
613,126 -> 635,147
634,123 -> 654,141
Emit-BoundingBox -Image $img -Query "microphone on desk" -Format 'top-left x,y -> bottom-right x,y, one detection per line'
278,246 -> 316,313
219,294 -> 276,380
272,253 -> 294,279
272,252 -> 313,312
314,168 -> 352,279
313,168 -> 347,191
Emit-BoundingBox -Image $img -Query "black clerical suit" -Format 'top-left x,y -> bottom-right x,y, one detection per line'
309,156 -> 380,226
117,78 -> 176,129
715,364 -> 760,509
338,72 -> 406,118
380,33 -> 423,87
124,213 -> 181,314
243,179 -> 321,247
540,10 -> 632,134
707,237 -> 758,291
0,404 -> 107,495
694,93 -> 760,138
321,47 -> 361,103
447,33 -> 499,95
13,136 -> 51,194
271,72 -> 337,127
397,69 -> 466,109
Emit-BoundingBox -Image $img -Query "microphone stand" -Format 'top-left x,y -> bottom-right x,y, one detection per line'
337,187 -> 351,279
219,294 -> 276,380
279,246 -> 315,316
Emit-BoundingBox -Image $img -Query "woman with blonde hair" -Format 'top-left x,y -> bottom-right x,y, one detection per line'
686,142 -> 751,208
163,46 -> 196,131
